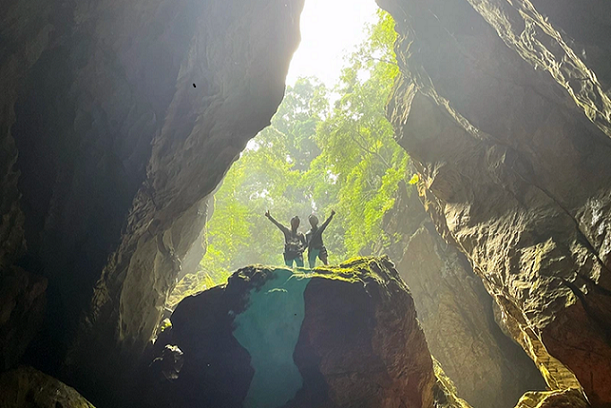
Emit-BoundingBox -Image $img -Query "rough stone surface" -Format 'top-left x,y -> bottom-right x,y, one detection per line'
0,267 -> 46,371
150,257 -> 436,408
515,389 -> 590,408
432,359 -> 473,408
0,0 -> 303,403
0,366 -> 95,408
381,181 -> 545,408
380,0 -> 611,405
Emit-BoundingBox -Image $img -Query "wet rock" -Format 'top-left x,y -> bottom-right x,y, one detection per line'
0,267 -> 46,371
380,0 -> 611,405
0,366 -> 95,407
153,257 -> 435,408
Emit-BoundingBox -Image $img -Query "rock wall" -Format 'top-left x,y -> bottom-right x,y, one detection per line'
0,268 -> 47,371
380,0 -> 611,406
0,0 -> 304,404
381,181 -> 545,408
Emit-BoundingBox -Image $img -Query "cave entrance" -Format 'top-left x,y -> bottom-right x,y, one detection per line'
156,2 -> 550,407
166,2 -> 413,309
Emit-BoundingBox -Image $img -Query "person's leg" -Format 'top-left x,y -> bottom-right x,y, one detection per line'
295,255 -> 304,268
319,246 -> 329,265
284,254 -> 294,267
308,248 -> 319,268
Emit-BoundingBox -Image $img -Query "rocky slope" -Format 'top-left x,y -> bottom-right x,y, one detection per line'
381,181 -> 546,408
0,0 -> 304,404
380,0 -> 611,405
148,257 -> 436,408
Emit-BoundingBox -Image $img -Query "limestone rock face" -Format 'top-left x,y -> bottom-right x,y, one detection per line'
515,389 -> 589,408
152,258 -> 435,408
381,182 -> 545,408
432,359 -> 473,408
0,366 -> 95,408
1,0 -> 303,401
380,0 -> 611,405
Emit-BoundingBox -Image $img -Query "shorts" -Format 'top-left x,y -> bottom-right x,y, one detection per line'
308,246 -> 327,268
284,253 -> 304,268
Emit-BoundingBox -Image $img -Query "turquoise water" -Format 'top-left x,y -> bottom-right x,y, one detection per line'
232,269 -> 311,408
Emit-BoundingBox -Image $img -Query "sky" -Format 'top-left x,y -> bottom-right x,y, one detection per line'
285,0 -> 379,87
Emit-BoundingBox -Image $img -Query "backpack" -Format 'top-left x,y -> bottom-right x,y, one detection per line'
285,233 -> 304,256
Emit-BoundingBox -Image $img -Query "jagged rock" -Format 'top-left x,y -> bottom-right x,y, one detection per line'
1,0 -> 304,402
0,366 -> 95,407
380,181 -> 545,407
380,0 -> 611,405
515,389 -> 590,408
150,344 -> 184,382
432,359 -> 473,408
0,267 -> 46,371
152,257 -> 435,408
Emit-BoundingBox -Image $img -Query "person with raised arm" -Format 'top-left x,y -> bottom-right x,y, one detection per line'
265,210 -> 307,268
305,210 -> 335,268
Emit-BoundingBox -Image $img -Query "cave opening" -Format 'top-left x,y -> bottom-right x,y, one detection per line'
166,4 -> 410,307
160,4 -> 547,408
6,0 -> 606,405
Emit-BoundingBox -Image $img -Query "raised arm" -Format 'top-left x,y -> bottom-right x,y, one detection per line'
319,210 -> 336,234
265,210 -> 290,235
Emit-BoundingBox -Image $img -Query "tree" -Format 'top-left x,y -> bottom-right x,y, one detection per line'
307,9 -> 406,258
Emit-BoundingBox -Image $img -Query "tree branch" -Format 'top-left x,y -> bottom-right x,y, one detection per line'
351,128 -> 392,169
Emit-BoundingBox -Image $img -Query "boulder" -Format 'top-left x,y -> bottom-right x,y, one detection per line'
0,366 -> 95,408
152,257 -> 436,408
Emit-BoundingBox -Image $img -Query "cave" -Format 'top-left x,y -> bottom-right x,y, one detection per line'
1,0 -> 610,407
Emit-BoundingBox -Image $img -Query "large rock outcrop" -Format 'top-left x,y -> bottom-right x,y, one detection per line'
381,181 -> 545,408
0,366 -> 95,408
380,0 -> 611,405
0,0 -> 303,403
150,257 -> 436,408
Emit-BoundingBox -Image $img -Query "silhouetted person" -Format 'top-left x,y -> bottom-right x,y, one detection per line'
265,210 -> 307,267
306,210 -> 335,268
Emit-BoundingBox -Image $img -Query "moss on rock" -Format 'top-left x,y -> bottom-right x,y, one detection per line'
152,256 -> 434,408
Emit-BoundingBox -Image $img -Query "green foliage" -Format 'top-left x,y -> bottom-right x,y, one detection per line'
308,10 -> 405,257
173,11 -> 408,295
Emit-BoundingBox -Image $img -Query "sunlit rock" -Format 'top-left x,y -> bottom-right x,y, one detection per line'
515,389 -> 590,408
380,181 -> 545,408
432,358 -> 473,408
380,0 -> 611,405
